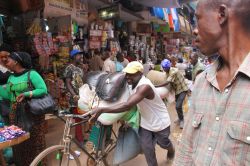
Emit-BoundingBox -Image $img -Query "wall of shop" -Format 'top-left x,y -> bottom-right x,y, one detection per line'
44,0 -> 88,25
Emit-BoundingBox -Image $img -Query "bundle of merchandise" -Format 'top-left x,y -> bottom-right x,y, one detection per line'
26,18 -> 42,35
0,126 -> 26,143
32,32 -> 58,70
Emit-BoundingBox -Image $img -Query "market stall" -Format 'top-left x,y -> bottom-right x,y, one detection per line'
0,126 -> 29,166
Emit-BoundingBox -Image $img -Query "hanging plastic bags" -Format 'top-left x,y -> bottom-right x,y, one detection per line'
113,126 -> 141,165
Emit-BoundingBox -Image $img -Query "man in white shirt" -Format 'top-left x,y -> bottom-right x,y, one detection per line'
91,61 -> 175,166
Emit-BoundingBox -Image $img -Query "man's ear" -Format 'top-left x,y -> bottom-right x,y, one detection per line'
218,4 -> 228,25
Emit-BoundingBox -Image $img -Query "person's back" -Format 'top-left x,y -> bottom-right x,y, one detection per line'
167,68 -> 188,95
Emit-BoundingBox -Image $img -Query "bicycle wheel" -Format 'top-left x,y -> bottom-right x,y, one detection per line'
30,145 -> 81,166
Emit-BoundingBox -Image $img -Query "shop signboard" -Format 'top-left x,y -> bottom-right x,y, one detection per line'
98,5 -> 120,20
44,0 -> 88,25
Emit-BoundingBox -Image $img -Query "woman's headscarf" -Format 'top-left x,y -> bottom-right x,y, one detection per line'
9,52 -> 32,69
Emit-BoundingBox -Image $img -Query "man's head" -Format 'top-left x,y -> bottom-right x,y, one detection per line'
161,59 -> 172,73
193,0 -> 250,55
190,52 -> 199,66
123,61 -> 144,88
70,49 -> 82,65
116,52 -> 124,63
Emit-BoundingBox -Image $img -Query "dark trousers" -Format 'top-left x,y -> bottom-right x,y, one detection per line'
175,91 -> 187,121
139,126 -> 173,166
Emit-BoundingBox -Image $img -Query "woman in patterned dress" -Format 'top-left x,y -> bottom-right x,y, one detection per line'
0,51 -> 47,166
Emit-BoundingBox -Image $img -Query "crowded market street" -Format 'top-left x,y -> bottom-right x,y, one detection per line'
45,102 -> 182,166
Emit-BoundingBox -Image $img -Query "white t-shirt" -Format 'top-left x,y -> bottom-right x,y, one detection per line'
132,76 -> 171,131
102,58 -> 116,73
0,64 -> 8,73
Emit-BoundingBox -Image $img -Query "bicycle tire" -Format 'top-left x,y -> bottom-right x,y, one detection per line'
30,145 -> 81,166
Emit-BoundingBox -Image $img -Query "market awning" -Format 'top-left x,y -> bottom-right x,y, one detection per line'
91,0 -> 144,22
130,0 -> 197,8
119,6 -> 144,22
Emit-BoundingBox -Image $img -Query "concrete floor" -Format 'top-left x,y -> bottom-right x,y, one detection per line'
45,102 -> 183,166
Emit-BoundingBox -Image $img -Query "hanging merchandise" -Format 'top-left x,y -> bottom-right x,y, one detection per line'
32,32 -> 56,70
89,30 -> 102,49
26,18 -> 42,35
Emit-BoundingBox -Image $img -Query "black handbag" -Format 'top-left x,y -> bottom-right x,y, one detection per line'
26,71 -> 56,115
16,102 -> 34,131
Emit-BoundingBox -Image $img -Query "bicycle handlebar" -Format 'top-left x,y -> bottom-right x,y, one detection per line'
58,110 -> 93,119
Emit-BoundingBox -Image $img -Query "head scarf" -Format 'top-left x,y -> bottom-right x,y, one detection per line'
9,52 -> 32,69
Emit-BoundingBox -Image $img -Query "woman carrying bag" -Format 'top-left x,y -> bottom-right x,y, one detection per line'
0,51 -> 47,166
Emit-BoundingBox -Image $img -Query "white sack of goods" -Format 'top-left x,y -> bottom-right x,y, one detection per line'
97,85 -> 131,125
147,70 -> 174,101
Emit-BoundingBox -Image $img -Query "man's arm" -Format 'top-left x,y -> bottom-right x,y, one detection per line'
173,107 -> 195,165
90,85 -> 153,121
155,74 -> 175,88
155,81 -> 170,88
173,77 -> 203,165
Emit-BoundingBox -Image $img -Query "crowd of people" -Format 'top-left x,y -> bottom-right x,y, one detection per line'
0,0 -> 250,165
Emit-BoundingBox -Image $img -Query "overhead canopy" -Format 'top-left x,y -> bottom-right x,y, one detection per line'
90,0 -> 143,22
119,6 -> 144,22
130,0 -> 197,8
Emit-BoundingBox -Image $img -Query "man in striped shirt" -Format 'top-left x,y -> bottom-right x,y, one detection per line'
174,0 -> 250,165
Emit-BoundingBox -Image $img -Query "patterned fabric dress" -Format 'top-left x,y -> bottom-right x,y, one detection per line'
9,104 -> 46,166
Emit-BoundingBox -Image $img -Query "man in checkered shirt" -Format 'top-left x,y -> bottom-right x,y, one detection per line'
174,0 -> 250,165
156,59 -> 189,129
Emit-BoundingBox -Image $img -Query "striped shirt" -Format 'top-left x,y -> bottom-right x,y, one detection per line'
174,53 -> 250,166
166,67 -> 189,95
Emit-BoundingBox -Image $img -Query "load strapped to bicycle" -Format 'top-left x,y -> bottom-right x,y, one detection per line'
30,72 -> 142,166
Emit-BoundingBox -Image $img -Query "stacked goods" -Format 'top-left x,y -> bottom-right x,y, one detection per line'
32,32 -> 57,70
33,32 -> 56,56
0,126 -> 26,142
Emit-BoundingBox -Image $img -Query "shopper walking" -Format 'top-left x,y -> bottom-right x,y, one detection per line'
156,59 -> 189,129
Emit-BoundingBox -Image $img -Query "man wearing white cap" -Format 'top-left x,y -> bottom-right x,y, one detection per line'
91,61 -> 175,166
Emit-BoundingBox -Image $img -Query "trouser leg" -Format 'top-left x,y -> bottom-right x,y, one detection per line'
139,127 -> 158,166
155,126 -> 175,158
155,126 -> 172,149
175,91 -> 187,121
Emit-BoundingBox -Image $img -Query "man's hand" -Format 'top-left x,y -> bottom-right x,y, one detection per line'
89,108 -> 103,123
16,94 -> 25,103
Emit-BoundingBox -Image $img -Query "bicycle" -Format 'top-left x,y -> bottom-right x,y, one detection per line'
30,111 -> 117,166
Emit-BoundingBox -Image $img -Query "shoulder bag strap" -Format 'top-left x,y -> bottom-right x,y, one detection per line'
27,70 -> 33,91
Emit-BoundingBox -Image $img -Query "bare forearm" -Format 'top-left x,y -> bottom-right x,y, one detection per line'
101,103 -> 132,114
155,81 -> 170,88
